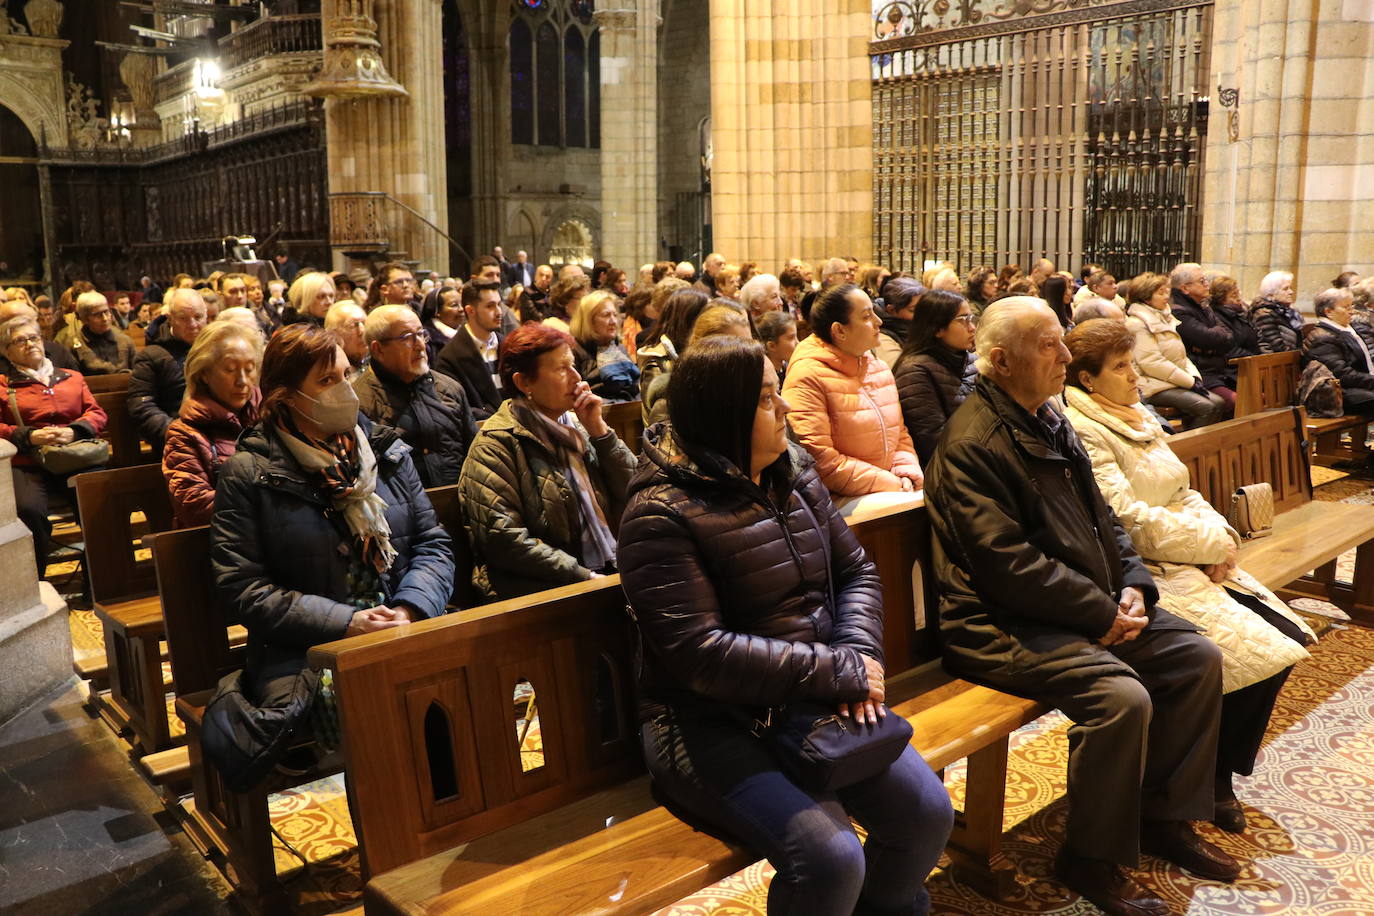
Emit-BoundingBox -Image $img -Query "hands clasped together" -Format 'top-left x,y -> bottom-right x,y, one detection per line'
345,604 -> 413,637
1098,586 -> 1148,646
839,654 -> 887,725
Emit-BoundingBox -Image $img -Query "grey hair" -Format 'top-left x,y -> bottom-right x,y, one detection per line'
0,315 -> 40,351
1313,287 -> 1353,317
1169,262 -> 1204,289
974,296 -> 1051,376
1257,270 -> 1293,298
182,318 -> 264,403
75,290 -> 110,321
324,300 -> 366,330
165,286 -> 206,315
739,273 -> 780,313
364,304 -> 416,344
1072,298 -> 1124,325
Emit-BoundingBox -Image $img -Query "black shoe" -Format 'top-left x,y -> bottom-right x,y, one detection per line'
1212,799 -> 1247,834
1141,820 -> 1241,882
1055,849 -> 1171,916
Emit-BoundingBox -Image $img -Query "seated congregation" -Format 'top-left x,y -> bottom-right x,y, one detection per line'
0,252 -> 1366,916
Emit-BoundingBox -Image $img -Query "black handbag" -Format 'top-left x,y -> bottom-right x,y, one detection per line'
200,667 -> 319,793
747,496 -> 912,793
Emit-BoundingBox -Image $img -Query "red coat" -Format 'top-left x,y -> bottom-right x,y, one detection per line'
162,390 -> 260,528
0,367 -> 108,468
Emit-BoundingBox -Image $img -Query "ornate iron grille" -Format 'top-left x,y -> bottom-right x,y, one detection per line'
871,0 -> 1213,279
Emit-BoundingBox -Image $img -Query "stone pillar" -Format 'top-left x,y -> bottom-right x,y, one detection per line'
0,440 -> 72,727
1201,0 -> 1374,302
596,2 -> 661,270
323,0 -> 450,274
707,0 -> 873,267
467,28 -> 510,260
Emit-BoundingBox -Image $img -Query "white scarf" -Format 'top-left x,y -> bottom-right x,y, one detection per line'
18,358 -> 55,388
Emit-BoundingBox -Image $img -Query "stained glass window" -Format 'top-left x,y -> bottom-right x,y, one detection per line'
510,20 -> 534,145
508,1 -> 599,149
564,28 -> 586,148
536,22 -> 561,146
588,29 -> 600,148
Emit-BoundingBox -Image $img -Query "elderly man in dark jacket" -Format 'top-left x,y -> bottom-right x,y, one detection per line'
924,298 -> 1234,916
354,305 -> 479,488
1168,263 -> 1237,410
66,291 -> 136,375
128,288 -> 206,451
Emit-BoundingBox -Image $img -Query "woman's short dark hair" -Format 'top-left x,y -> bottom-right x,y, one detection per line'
498,323 -> 575,393
884,278 -> 925,316
654,288 -> 710,353
898,290 -> 967,365
965,266 -> 996,303
755,309 -> 796,345
624,286 -> 654,323
667,335 -> 767,475
260,324 -> 343,423
1064,318 -> 1135,390
809,283 -> 860,343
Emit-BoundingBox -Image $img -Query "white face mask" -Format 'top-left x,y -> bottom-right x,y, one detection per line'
293,382 -> 359,435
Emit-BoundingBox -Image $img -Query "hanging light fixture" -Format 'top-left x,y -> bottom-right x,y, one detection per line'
302,0 -> 408,99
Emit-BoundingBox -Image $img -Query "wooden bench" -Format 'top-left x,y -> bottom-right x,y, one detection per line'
90,384 -> 152,469
308,501 -> 1048,915
83,371 -> 134,394
1167,406 -> 1374,625
1231,350 -> 1370,466
76,465 -> 179,754
602,399 -> 645,455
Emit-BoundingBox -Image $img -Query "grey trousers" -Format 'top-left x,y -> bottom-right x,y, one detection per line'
953,625 -> 1223,866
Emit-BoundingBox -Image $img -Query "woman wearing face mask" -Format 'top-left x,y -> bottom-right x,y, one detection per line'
211,324 -> 455,728
163,321 -> 263,528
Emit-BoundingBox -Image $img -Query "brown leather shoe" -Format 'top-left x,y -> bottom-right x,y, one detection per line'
1141,819 -> 1241,882
1212,799 -> 1247,834
1055,848 -> 1171,916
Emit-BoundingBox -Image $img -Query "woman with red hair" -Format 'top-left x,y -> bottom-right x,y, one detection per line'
458,324 -> 638,599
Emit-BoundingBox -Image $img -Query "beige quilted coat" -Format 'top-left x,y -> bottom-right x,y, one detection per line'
1125,302 -> 1202,398
1064,386 -> 1313,691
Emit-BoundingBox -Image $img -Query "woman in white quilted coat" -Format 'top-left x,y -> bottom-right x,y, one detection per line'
1063,319 -> 1314,835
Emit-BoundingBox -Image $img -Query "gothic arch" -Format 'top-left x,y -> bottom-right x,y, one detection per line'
0,71 -> 63,148
505,207 -> 539,262
539,203 -> 601,265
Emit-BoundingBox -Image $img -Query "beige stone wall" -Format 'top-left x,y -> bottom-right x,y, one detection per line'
658,0 -> 711,262
1202,0 -> 1374,302
598,1 -> 661,271
708,0 -> 873,268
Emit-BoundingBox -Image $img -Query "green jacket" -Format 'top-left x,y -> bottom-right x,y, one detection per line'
458,398 -> 638,600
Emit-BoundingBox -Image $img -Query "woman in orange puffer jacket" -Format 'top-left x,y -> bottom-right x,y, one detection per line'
783,283 -> 922,508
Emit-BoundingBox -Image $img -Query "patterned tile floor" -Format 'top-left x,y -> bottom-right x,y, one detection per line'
50,465 -> 1374,914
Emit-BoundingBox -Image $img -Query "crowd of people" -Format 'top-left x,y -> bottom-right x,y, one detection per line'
0,247 -> 1358,916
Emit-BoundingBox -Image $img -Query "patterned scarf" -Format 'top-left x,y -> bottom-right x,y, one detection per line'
277,413 -> 397,575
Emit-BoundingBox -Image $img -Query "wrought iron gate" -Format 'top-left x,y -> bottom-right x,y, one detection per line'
870,0 -> 1213,278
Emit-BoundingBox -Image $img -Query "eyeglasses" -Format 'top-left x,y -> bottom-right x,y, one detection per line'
378,329 -> 430,346
9,333 -> 42,347
953,314 -> 976,325
387,277 -> 416,287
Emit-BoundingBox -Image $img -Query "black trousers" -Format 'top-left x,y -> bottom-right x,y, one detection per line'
1218,590 -> 1309,778
11,465 -> 82,579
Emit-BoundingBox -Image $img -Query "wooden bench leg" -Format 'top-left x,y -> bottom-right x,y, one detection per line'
1349,541 -> 1374,628
221,788 -> 292,916
100,627 -> 172,754
944,738 -> 1018,900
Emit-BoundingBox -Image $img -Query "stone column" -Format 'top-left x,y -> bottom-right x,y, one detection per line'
323,0 -> 450,274
466,26 -> 510,259
596,1 -> 660,270
707,0 -> 873,267
1201,0 -> 1374,302
0,440 -> 72,727
119,52 -> 162,149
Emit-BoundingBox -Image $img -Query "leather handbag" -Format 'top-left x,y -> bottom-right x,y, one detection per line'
7,388 -> 110,475
743,496 -> 911,793
1226,483 -> 1274,539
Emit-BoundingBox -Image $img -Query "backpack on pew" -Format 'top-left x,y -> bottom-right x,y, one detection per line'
1298,361 -> 1344,419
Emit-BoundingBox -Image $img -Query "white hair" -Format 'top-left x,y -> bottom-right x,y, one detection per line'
75,290 -> 110,320
1258,270 -> 1293,298
213,307 -> 263,337
739,273 -> 780,313
324,300 -> 366,330
363,304 -> 416,344
1169,262 -> 1204,289
1072,297 -> 1124,325
974,296 -> 1052,376
165,287 -> 206,315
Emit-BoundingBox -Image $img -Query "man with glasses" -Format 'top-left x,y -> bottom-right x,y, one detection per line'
378,263 -> 417,307
1169,262 -> 1237,416
352,304 -> 478,487
67,291 -> 136,375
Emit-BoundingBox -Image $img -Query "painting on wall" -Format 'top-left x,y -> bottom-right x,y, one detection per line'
873,1 -> 917,40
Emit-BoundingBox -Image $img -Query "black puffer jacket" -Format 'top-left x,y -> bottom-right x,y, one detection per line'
1170,289 -> 1234,389
1248,296 -> 1305,354
618,425 -> 882,721
893,345 -> 976,466
1213,301 -> 1260,365
211,417 -> 455,702
1303,321 -> 1374,393
925,378 -> 1179,680
127,326 -> 191,448
352,363 -> 479,488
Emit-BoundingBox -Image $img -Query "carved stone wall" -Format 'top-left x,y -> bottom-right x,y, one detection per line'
0,31 -> 70,149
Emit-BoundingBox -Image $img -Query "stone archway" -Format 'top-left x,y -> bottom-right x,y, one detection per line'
545,217 -> 594,268
0,104 -> 46,284
0,32 -> 70,150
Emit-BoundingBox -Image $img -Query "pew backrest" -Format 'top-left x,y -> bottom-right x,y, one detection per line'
1165,406 -> 1311,515
93,388 -> 146,468
1231,351 -> 1300,417
84,372 -> 132,395
602,400 -> 645,456
425,483 -> 481,610
306,502 -> 935,879
149,525 -> 236,697
75,463 -> 176,604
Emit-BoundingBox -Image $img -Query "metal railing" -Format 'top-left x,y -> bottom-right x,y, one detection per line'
221,14 -> 322,70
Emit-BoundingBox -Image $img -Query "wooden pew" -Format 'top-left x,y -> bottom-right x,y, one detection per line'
426,483 -> 481,610
602,399 -> 645,455
76,465 -> 178,754
83,371 -> 133,394
126,324 -> 146,349
1231,350 -> 1369,465
91,385 -> 151,469
311,502 -> 1048,914
1167,406 -> 1374,625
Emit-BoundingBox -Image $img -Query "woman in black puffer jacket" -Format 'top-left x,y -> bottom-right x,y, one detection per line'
213,325 -> 454,711
1247,271 -> 1304,354
893,289 -> 978,465
618,336 -> 952,916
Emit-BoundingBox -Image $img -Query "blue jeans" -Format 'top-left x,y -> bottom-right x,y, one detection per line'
642,709 -> 954,915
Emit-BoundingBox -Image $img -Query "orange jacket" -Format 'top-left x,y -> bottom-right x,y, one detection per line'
782,334 -> 921,496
